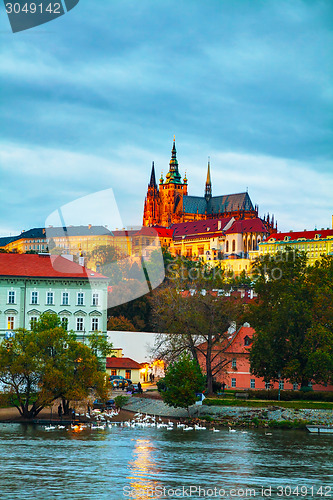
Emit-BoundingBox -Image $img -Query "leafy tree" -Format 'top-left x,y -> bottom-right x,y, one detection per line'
161,354 -> 205,414
152,286 -> 243,393
249,250 -> 333,387
0,312 -> 108,419
107,315 -> 136,331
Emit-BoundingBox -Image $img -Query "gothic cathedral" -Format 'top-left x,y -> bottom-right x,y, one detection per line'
143,138 -> 276,232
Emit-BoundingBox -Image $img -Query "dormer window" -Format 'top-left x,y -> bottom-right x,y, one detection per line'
244,335 -> 252,346
284,236 -> 291,242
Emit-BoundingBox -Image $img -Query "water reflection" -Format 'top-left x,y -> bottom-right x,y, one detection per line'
127,438 -> 161,499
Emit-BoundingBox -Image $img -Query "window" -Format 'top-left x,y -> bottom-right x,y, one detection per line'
8,291 -> 15,304
250,379 -> 255,389
232,240 -> 235,252
226,241 -> 229,253
77,292 -> 84,306
244,336 -> 251,346
111,370 -> 117,376
279,380 -> 284,390
7,316 -> 14,329
62,292 -> 69,305
265,382 -> 271,390
92,293 -> 99,306
30,317 -> 38,330
91,318 -> 99,331
293,383 -> 298,391
76,317 -> 84,331
31,291 -> 39,305
125,370 -> 131,379
61,317 -> 68,330
46,292 -> 54,305
231,378 -> 236,388
232,358 -> 237,369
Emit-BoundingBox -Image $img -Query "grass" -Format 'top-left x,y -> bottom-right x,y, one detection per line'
203,398 -> 333,410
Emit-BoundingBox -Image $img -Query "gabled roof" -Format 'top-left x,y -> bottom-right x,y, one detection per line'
183,192 -> 254,215
225,326 -> 255,353
225,218 -> 268,235
172,217 -> 233,239
106,356 -> 141,370
0,254 -> 108,279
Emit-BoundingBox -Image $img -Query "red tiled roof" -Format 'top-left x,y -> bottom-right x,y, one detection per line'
172,217 -> 233,239
134,226 -> 173,238
265,229 -> 333,242
225,218 -> 268,234
0,254 -> 108,279
106,357 -> 141,369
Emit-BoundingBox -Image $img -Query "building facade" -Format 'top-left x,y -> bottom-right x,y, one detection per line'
0,254 -> 108,343
259,228 -> 333,265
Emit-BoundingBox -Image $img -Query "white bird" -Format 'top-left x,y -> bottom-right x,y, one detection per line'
212,427 -> 220,432
265,432 -> 272,436
229,427 -> 236,433
45,425 -> 56,430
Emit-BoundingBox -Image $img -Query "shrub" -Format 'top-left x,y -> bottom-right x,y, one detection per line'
114,395 -> 129,409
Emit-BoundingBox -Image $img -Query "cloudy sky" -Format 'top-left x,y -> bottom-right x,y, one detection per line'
1,0 -> 332,236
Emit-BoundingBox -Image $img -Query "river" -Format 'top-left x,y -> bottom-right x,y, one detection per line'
0,423 -> 332,500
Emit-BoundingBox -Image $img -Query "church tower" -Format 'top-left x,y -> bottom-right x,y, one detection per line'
158,137 -> 187,226
204,158 -> 212,202
143,162 -> 160,226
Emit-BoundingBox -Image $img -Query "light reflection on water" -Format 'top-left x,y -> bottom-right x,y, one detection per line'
0,424 -> 331,500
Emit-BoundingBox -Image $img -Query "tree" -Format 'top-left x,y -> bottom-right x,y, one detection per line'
0,312 -> 108,419
152,286 -> 243,393
107,315 -> 136,331
249,250 -> 333,387
160,354 -> 205,414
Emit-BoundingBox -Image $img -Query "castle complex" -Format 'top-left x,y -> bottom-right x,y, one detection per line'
143,138 -> 277,233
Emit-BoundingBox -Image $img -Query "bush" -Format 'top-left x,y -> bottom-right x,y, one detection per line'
114,395 -> 129,409
156,379 -> 167,392
248,389 -> 333,402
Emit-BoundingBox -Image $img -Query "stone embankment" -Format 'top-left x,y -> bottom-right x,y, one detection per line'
124,398 -> 333,426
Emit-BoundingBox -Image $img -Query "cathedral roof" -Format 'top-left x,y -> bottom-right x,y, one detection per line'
183,192 -> 254,215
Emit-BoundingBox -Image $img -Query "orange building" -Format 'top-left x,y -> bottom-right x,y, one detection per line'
143,138 -> 276,233
197,324 -> 333,392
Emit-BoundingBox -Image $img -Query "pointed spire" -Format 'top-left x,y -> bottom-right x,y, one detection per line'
165,136 -> 182,184
205,157 -> 212,201
149,161 -> 157,189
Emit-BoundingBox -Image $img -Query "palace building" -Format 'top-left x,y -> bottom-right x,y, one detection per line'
143,138 -> 276,233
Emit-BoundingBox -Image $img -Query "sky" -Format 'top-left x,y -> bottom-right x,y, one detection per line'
1,0 -> 332,236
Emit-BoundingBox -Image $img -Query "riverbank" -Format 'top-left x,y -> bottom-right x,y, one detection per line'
123,397 -> 333,429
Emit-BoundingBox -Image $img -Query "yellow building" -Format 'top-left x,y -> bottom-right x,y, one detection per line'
258,227 -> 333,265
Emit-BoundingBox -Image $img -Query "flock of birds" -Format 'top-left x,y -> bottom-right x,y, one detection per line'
43,409 -> 264,434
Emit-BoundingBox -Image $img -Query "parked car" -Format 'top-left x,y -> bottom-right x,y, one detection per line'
128,383 -> 140,394
93,399 -> 116,410
109,375 -> 129,388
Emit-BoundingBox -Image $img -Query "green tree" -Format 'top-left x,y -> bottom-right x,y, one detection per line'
249,250 -> 333,387
161,354 -> 205,414
107,315 -> 136,331
0,312 -> 108,419
152,286 -> 243,393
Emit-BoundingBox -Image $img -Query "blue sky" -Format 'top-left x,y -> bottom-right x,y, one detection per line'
1,0 -> 332,236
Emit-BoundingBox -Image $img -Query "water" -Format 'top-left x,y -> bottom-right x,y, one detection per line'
0,424 -> 332,500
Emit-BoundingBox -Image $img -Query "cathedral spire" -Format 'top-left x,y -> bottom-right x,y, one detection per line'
165,136 -> 182,184
149,161 -> 157,189
205,157 -> 212,201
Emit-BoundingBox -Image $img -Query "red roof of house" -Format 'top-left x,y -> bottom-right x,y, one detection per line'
225,218 -> 268,235
134,226 -> 173,238
172,217 -> 233,239
0,254 -> 107,279
265,229 -> 333,242
106,357 -> 142,369
225,326 -> 255,353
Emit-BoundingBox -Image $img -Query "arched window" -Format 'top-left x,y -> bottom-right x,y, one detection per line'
252,239 -> 256,251
232,240 -> 236,252
226,241 -> 229,253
